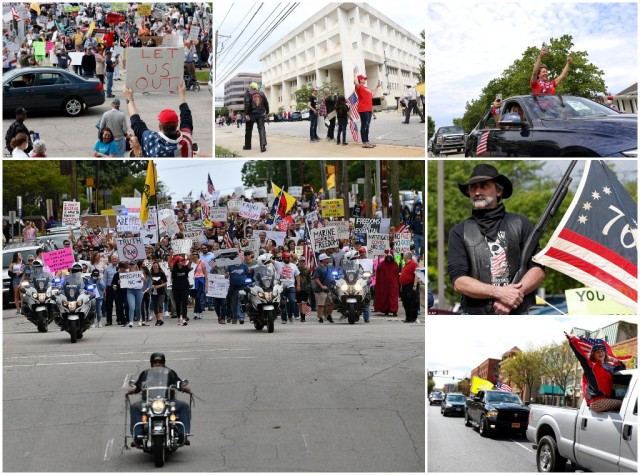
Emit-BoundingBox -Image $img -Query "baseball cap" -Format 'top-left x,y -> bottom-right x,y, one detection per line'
357,74 -> 367,81
157,109 -> 179,125
111,97 -> 120,104
16,107 -> 27,115
249,82 -> 259,89
282,252 -> 291,259
318,253 -> 329,261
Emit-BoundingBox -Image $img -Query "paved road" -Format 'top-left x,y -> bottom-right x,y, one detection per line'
2,69 -> 213,158
3,309 -> 424,472
427,405 -> 544,472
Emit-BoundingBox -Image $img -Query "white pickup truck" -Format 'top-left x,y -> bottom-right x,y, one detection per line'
526,369 -> 637,472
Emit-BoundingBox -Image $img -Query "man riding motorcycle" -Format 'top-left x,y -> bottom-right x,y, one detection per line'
127,352 -> 192,444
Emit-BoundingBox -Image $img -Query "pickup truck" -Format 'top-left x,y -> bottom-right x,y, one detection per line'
465,389 -> 530,437
526,369 -> 637,472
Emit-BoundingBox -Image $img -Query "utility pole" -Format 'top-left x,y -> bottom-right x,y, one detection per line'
320,161 -> 328,197
364,161 -> 372,218
342,160 -> 349,220
71,161 -> 78,201
437,160 -> 446,309
214,30 -> 231,82
389,160 -> 400,227
285,160 -> 292,189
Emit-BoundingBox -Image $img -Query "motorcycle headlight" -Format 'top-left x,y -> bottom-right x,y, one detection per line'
151,399 -> 166,414
67,301 -> 77,311
45,290 -> 52,298
38,293 -> 47,301
31,291 -> 39,299
340,283 -> 348,292
354,283 -> 363,292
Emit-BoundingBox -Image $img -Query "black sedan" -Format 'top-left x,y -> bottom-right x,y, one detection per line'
441,393 -> 466,417
289,111 -> 302,121
3,67 -> 106,117
465,94 -> 637,157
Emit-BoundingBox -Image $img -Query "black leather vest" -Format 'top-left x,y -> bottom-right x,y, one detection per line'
461,213 -> 535,314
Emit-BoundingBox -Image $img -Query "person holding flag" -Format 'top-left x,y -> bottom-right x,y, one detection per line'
353,67 -> 380,148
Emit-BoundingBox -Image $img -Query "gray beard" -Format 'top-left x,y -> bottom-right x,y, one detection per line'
472,196 -> 495,209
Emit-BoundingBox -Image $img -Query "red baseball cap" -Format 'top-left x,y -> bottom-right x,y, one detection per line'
282,252 -> 291,259
158,109 -> 179,125
357,74 -> 367,81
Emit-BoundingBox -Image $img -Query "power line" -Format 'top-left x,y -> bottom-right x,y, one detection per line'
217,2 -> 234,31
217,3 -> 264,68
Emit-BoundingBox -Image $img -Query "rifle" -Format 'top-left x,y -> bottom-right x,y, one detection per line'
511,160 -> 578,284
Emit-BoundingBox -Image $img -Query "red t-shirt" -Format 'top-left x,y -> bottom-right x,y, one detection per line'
399,260 -> 417,286
530,79 -> 556,95
355,84 -> 373,113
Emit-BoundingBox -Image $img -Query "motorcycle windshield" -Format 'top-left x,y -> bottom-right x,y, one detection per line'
32,275 -> 51,292
254,265 -> 275,290
64,273 -> 84,300
342,261 -> 360,285
142,367 -> 173,400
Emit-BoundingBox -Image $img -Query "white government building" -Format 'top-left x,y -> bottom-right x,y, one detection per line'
259,2 -> 423,111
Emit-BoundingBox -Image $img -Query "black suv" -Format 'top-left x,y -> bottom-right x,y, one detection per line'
433,125 -> 465,155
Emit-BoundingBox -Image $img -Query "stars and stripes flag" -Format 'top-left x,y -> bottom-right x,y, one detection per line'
11,7 -> 21,21
495,378 -> 513,392
476,131 -> 490,156
533,161 -> 638,311
199,198 -> 210,221
396,223 -> 409,234
207,173 -> 215,194
124,28 -> 131,47
347,91 -> 360,143
223,219 -> 235,249
566,334 -> 632,361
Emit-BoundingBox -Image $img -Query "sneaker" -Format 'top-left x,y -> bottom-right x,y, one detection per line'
281,320 -> 287,324
138,321 -> 143,327
90,324 -> 95,329
182,321 -> 188,326
342,142 -> 348,146
288,317 -> 293,322
364,320 -> 370,323
218,319 -> 226,324
155,321 -> 160,326
232,319 -> 237,324
318,318 -> 323,323
239,319 -> 244,324
327,315 -> 334,323
227,317 -> 232,323
128,322 -> 133,328
158,320 -> 164,326
164,311 -> 170,317
301,317 -> 306,322
98,323 -> 103,328
208,307 -> 214,311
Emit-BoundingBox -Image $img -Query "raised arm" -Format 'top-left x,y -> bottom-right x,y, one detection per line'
554,56 -> 572,86
530,47 -> 548,86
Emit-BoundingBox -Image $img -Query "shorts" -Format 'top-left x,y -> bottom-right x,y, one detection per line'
314,291 -> 331,306
12,276 -> 22,287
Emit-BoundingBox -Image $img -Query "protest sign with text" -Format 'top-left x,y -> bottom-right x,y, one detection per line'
239,202 -> 262,220
42,248 -> 75,273
367,233 -> 389,256
305,210 -> 319,224
206,274 -> 230,298
171,239 -> 193,255
62,201 -> 81,226
354,217 -> 381,234
125,47 -> 183,93
119,271 -> 144,290
209,207 -> 228,222
394,233 -> 412,253
320,199 -> 344,217
334,221 -> 350,240
214,248 -> 242,267
183,220 -> 203,232
310,226 -> 338,251
226,199 -> 243,213
264,231 -> 287,247
288,186 -> 303,198
116,214 -> 141,233
117,237 -> 146,261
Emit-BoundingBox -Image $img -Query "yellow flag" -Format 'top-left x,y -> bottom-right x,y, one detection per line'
327,173 -> 335,190
140,160 -> 156,224
30,3 -> 41,15
271,182 -> 296,213
86,20 -> 95,38
470,376 -> 495,394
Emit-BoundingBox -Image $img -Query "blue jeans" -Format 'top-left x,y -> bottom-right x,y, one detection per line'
360,111 -> 372,143
114,137 -> 126,157
228,286 -> 244,320
212,297 -> 227,319
414,234 -> 424,261
363,300 -> 370,322
281,287 -> 298,321
127,288 -> 143,322
194,277 -> 206,313
130,399 -> 190,436
206,296 -> 214,309
106,71 -> 114,96
95,298 -> 103,322
309,114 -> 319,140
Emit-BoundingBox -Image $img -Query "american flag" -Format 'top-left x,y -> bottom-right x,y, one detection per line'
207,173 -> 215,194
396,223 -> 409,234
199,199 -> 210,221
495,378 -> 513,392
476,131 -> 489,156
223,233 -> 234,249
347,91 -> 360,143
303,243 -> 316,272
11,7 -> 21,21
566,334 -> 632,361
124,28 -> 131,47
533,161 -> 638,310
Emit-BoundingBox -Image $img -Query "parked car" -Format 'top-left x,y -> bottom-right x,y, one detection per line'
441,393 -> 466,417
3,67 -> 105,117
429,391 -> 444,406
3,241 -> 53,308
465,94 -> 638,157
301,109 -> 310,120
527,369 -> 637,472
433,125 -> 466,155
465,389 -> 529,437
289,111 -> 302,121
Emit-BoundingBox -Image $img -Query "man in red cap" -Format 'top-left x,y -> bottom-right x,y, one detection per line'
123,81 -> 194,157
353,67 -> 380,148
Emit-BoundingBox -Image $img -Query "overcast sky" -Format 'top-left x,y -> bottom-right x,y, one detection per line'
427,2 -> 638,129
215,0 -> 426,96
155,160 -> 248,200
428,316 -> 636,386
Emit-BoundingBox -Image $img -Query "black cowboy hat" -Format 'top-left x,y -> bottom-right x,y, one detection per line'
458,164 -> 513,199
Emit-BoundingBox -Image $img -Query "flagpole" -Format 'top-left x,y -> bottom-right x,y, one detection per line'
153,161 -> 160,244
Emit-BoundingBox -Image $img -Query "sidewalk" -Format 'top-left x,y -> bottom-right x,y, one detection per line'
215,128 -> 426,158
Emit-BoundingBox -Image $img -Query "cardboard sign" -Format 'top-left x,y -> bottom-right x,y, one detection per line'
252,186 -> 267,199
116,215 -> 141,232
120,271 -> 144,289
367,233 -> 389,256
334,221 -> 350,240
137,4 -> 152,16
214,248 -> 241,267
62,201 -> 81,226
183,220 -> 203,232
42,248 -> 75,273
306,210 -> 319,223
117,237 -> 146,261
206,274 -> 229,298
227,199 -> 243,213
394,233 -> 412,253
320,199 -> 344,217
172,238 -> 193,255
354,217 -> 381,234
125,47 -> 183,93
565,287 -> 634,315
239,202 -> 262,220
209,207 -> 228,222
239,236 -> 260,255
310,226 -> 338,251
288,186 -> 303,198
264,231 -> 286,247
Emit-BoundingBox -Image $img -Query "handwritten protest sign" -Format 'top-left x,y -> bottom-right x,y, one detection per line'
172,239 -> 193,255
126,47 -> 183,93
214,248 -> 241,267
352,204 -> 363,217
117,237 -> 146,261
252,186 -> 267,199
42,248 -> 75,273
62,201 -> 81,226
239,202 -> 262,220
240,236 -> 260,255
310,226 -> 338,251
305,210 -> 319,224
158,209 -> 180,237
226,199 -> 243,213
184,220 -> 203,232
288,186 -> 303,198
264,231 -> 286,247
206,274 -> 229,298
354,217 -> 381,234
394,233 -> 412,253
116,214 -> 141,232
320,199 -> 344,217
367,233 -> 389,256
334,221 -> 350,240
120,271 -> 144,289
137,4 -> 152,15
182,230 -> 202,240
209,207 -> 227,222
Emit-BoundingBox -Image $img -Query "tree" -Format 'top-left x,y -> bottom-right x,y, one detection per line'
540,342 -> 576,406
294,82 -> 341,111
454,35 -> 607,133
500,348 -> 545,402
428,377 -> 436,394
215,106 -> 229,118
2,161 -> 69,216
427,115 -> 435,139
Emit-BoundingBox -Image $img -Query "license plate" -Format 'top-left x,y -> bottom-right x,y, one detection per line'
455,407 -> 462,411
512,423 -> 521,428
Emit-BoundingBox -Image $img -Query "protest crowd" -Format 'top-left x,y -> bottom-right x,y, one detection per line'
3,2 -> 212,157
11,172 -> 425,329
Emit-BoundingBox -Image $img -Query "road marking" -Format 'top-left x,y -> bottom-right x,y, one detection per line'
5,348 -> 253,361
302,432 -> 310,456
511,438 -> 534,453
4,356 -> 255,368
104,439 -> 113,461
122,374 -> 132,389
376,133 -> 392,140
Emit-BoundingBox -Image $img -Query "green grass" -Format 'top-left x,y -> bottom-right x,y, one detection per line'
195,71 -> 210,82
215,146 -> 241,158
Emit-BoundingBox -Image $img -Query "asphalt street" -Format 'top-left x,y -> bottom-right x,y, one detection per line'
3,307 -> 424,472
427,405 -> 560,472
2,69 -> 213,158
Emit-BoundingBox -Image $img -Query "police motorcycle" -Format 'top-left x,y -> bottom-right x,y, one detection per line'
330,251 -> 371,324
127,365 -> 191,467
54,263 -> 96,343
239,255 -> 282,333
19,261 -> 58,332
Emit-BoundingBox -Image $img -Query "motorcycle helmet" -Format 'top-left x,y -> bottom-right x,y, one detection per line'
91,269 -> 100,278
258,253 -> 273,265
150,352 -> 166,366
32,260 -> 44,270
345,250 -> 359,261
70,262 -> 83,273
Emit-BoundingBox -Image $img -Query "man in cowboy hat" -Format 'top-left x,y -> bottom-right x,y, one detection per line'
447,164 -> 545,314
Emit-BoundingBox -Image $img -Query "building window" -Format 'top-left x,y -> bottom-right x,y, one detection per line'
349,17 -> 355,25
352,42 -> 358,49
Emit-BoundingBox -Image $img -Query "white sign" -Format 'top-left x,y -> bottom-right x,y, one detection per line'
69,51 -> 84,65
380,218 -> 391,234
305,210 -> 319,223
159,208 -> 180,237
125,47 -> 184,93
117,237 -> 146,261
121,197 -> 141,214
359,258 -> 374,273
239,202 -> 262,220
334,221 -> 350,240
234,186 -> 245,198
62,201 -> 81,226
264,231 -> 286,247
252,186 -> 267,199
120,271 -> 144,289
206,274 -> 229,298
182,230 -> 202,241
288,186 -> 303,198
310,226 -> 338,251
416,268 -> 426,284
367,233 -> 389,256
214,248 -> 242,267
209,207 -> 228,222
172,238 -> 193,255
227,199 -> 243,213
394,233 -> 412,253
116,215 -> 141,232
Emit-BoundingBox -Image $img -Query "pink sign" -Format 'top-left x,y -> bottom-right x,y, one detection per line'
43,248 -> 75,273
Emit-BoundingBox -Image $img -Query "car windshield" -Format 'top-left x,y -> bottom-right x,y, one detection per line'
401,192 -> 414,201
486,392 -> 523,404
447,395 -> 466,403
439,126 -> 464,134
525,95 -> 619,120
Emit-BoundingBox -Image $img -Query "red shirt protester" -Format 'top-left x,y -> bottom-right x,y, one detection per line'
399,259 -> 417,286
